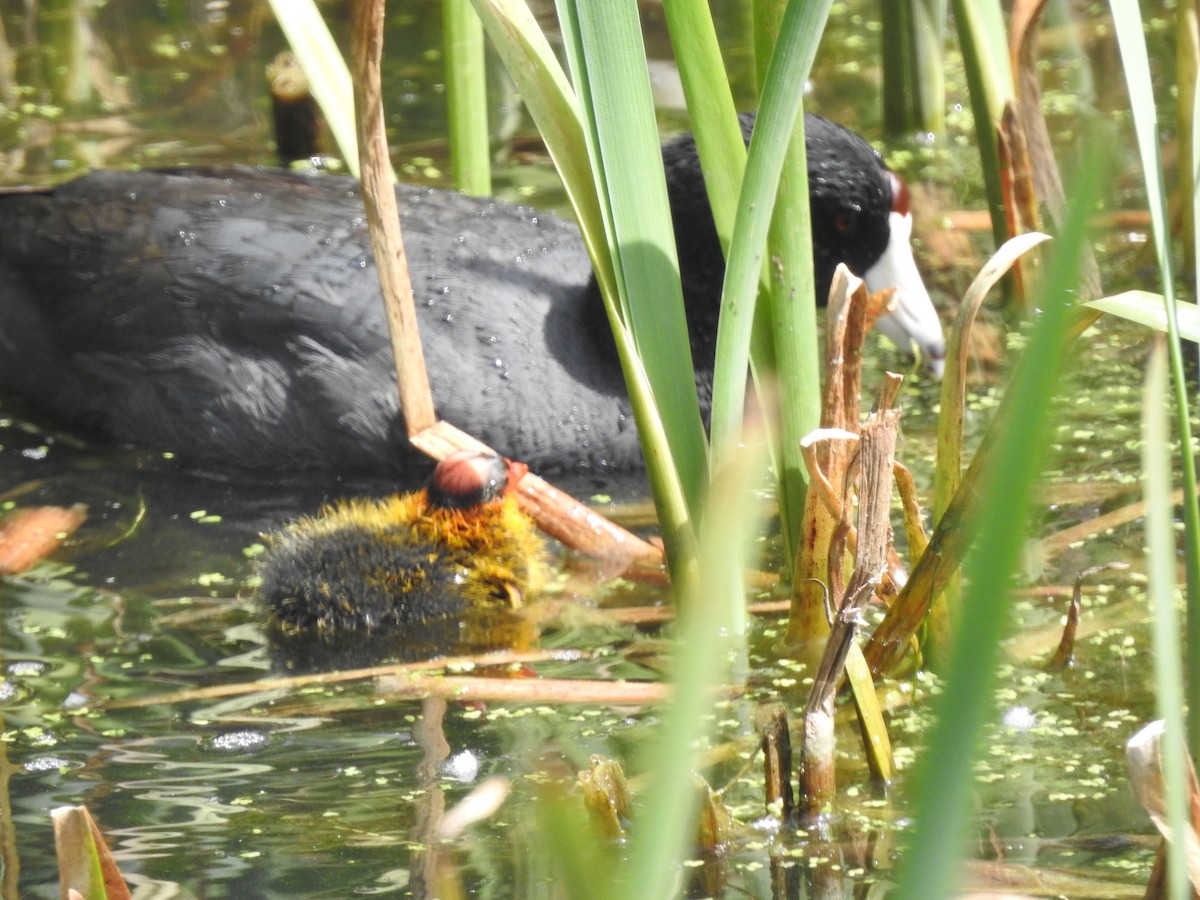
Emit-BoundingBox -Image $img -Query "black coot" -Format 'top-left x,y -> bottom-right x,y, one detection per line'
0,113 -> 944,476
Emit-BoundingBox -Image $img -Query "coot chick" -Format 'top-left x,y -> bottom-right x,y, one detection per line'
259,451 -> 545,632
0,114 -> 943,476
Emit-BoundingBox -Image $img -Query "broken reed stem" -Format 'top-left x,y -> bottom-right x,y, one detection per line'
787,267 -> 868,641
351,0 -> 436,435
365,674 -> 674,705
996,104 -> 1042,313
0,504 -> 87,575
799,375 -> 901,820
1048,562 -> 1129,670
862,416 -> 997,677
759,704 -> 795,821
786,269 -> 903,644
1046,576 -> 1082,671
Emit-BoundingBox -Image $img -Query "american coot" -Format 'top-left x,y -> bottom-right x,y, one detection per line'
259,450 -> 545,632
0,114 -> 944,477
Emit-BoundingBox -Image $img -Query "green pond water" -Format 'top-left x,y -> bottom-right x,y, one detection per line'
0,0 -> 1182,897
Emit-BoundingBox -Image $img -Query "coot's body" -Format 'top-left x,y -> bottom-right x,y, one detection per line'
0,169 -> 635,474
0,114 -> 943,476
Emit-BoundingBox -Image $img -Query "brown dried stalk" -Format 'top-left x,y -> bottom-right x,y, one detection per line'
787,266 -> 869,642
1046,562 -> 1129,670
799,376 -> 901,819
104,648 -> 584,709
52,806 -> 131,900
758,704 -> 794,821
0,504 -> 87,575
374,673 -> 672,705
351,0 -> 435,434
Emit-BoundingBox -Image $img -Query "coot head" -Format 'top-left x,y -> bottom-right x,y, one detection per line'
667,113 -> 946,375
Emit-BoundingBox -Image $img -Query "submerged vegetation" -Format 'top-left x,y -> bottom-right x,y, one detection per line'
0,0 -> 1197,897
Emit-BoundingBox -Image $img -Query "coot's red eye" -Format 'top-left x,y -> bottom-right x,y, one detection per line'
836,212 -> 857,233
888,170 -> 910,217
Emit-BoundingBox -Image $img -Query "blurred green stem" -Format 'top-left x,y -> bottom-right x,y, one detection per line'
708,0 -> 833,472
1141,341 -> 1192,900
444,0 -> 492,195
752,0 -> 819,561
881,0 -> 947,137
1176,0 -> 1197,275
948,0 -> 1011,248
